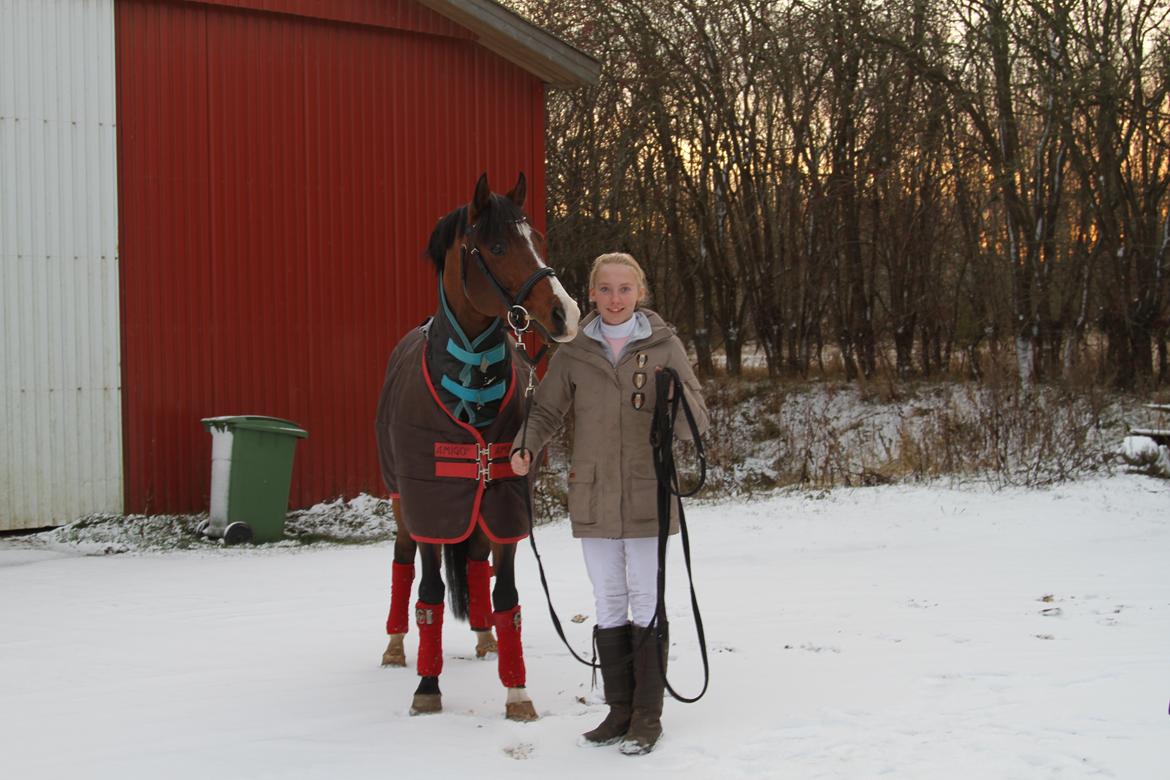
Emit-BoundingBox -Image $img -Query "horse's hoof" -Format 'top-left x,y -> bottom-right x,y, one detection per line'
381,634 -> 406,667
505,688 -> 538,722
506,700 -> 538,721
410,693 -> 442,715
474,629 -> 498,658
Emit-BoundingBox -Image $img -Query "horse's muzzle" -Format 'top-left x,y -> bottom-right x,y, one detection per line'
548,292 -> 581,342
551,305 -> 568,335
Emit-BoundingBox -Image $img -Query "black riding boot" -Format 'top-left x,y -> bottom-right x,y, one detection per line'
580,624 -> 634,746
619,621 -> 668,755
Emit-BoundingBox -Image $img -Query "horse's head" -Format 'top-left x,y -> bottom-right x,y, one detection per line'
445,173 -> 580,343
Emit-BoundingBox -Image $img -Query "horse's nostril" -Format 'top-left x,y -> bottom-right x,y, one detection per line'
551,305 -> 566,332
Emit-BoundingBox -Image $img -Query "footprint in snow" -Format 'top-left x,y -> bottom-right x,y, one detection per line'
503,742 -> 534,760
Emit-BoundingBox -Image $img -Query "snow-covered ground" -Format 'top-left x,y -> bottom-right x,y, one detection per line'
2,474 -> 1168,779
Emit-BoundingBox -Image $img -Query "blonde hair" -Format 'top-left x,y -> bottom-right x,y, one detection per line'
588,252 -> 650,303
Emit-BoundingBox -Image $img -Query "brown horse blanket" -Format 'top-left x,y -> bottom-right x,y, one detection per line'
375,318 -> 534,544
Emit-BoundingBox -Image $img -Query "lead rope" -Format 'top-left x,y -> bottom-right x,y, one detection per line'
521,363 -> 710,702
521,362 -> 601,669
646,367 -> 710,703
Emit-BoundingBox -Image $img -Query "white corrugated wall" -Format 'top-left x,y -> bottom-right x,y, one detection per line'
0,0 -> 122,530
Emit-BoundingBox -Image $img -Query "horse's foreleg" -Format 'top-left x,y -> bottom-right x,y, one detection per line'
410,542 -> 445,715
466,529 -> 497,658
382,499 -> 415,667
491,542 -> 538,721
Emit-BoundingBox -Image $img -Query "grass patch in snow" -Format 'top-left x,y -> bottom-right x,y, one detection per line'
15,495 -> 397,554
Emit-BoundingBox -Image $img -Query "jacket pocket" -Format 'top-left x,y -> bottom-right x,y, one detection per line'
627,462 -> 660,522
568,462 -> 597,525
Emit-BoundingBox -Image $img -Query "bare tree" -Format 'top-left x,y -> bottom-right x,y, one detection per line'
1058,0 -> 1170,387
515,0 -> 1170,388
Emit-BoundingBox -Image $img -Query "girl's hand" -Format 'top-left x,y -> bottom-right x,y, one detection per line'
511,449 -> 533,476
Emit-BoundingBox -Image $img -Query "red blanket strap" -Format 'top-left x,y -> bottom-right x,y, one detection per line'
434,461 -> 517,481
433,441 -> 516,482
433,442 -> 513,460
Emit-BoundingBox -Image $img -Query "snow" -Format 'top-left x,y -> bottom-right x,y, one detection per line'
1121,434 -> 1170,477
2,474 -> 1168,779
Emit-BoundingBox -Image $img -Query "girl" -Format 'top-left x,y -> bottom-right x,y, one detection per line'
511,252 -> 709,754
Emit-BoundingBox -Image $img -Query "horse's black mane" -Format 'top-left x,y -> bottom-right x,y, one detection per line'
425,194 -> 526,273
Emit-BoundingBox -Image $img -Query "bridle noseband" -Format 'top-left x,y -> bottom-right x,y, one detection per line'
460,219 -> 556,365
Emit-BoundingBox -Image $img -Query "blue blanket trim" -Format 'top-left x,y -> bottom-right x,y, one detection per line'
440,374 -> 507,405
446,339 -> 507,369
437,279 -> 509,427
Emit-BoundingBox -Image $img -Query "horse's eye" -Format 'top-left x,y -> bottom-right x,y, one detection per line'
490,243 -> 505,256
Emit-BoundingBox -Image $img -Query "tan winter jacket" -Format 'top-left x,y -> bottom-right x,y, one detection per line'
513,309 -> 709,539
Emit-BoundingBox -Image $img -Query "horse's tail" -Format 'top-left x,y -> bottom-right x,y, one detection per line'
443,540 -> 470,622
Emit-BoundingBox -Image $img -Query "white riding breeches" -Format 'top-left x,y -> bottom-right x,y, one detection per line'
580,537 -> 666,629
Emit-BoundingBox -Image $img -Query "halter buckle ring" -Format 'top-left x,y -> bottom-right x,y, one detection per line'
508,304 -> 531,335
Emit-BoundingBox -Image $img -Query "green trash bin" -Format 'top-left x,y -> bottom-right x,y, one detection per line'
201,415 -> 308,544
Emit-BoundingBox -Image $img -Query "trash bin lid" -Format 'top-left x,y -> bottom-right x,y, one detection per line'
201,415 -> 309,438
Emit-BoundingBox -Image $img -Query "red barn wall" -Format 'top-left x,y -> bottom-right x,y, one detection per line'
116,0 -> 547,513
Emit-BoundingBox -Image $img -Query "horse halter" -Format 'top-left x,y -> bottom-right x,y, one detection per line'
460,219 -> 556,362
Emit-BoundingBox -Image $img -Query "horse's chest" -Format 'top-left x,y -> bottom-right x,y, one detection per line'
384,337 -> 529,544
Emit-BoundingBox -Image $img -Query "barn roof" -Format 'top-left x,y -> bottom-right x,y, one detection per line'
418,0 -> 600,88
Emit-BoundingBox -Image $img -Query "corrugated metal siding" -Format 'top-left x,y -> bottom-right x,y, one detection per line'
0,0 -> 123,531
179,0 -> 474,38
116,0 -> 547,513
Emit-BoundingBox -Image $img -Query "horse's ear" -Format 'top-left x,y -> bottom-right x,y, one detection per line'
506,172 -> 526,209
470,173 -> 491,223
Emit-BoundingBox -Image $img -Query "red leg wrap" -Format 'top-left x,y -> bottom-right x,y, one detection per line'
467,559 -> 493,631
385,562 -> 415,635
415,600 -> 444,677
493,605 -> 526,688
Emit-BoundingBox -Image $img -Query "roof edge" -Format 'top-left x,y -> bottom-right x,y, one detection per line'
415,0 -> 600,88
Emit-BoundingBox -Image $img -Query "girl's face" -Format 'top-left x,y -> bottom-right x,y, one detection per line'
590,264 -> 645,325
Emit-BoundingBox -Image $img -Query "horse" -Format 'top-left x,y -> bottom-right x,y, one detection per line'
374,172 -> 580,720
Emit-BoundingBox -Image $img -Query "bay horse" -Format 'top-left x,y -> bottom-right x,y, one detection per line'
375,173 -> 580,720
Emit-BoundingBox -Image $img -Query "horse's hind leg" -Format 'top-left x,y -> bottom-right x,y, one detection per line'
490,539 -> 538,722
466,530 -> 497,659
381,499 -> 415,667
410,542 -> 445,715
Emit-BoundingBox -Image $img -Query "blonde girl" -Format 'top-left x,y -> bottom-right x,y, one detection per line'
511,252 -> 708,754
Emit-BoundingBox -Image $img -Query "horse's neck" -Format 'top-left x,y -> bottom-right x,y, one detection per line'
426,295 -> 511,429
